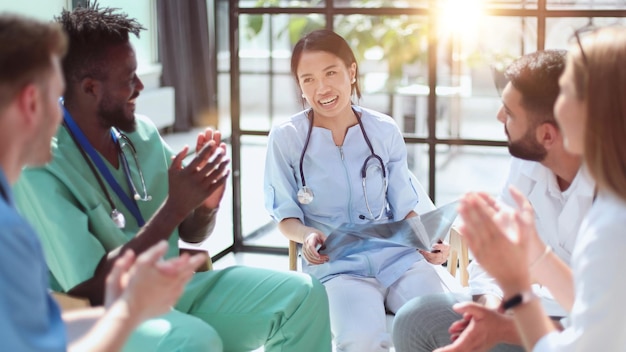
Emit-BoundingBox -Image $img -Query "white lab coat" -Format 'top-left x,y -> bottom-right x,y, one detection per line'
468,158 -> 595,317
534,190 -> 626,351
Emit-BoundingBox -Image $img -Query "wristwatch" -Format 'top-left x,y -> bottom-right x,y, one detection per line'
500,290 -> 537,313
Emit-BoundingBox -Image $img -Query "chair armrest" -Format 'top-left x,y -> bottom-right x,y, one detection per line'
52,292 -> 90,312
448,227 -> 469,286
179,248 -> 213,272
289,240 -> 298,271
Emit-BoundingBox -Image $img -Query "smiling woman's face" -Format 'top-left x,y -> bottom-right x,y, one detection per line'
297,50 -> 356,120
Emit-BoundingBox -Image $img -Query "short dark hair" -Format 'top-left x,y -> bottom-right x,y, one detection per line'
56,1 -> 144,94
504,50 -> 566,126
0,14 -> 67,110
291,29 -> 362,101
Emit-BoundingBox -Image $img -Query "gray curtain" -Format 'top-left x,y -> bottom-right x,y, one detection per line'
157,0 -> 217,131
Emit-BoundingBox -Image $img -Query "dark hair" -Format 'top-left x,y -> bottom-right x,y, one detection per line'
290,29 -> 361,102
56,1 -> 144,97
0,14 -> 67,110
504,49 -> 566,127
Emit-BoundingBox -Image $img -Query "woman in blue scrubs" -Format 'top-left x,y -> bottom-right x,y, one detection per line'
264,29 -> 462,352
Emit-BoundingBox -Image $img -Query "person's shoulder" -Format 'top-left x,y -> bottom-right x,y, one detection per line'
507,157 -> 547,179
357,106 -> 394,123
356,106 -> 399,132
133,114 -> 162,137
0,198 -> 33,236
269,110 -> 309,137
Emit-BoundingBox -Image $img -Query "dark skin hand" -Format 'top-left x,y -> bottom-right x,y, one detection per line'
69,140 -> 230,305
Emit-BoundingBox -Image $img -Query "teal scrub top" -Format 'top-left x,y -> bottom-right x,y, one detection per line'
14,115 -> 179,292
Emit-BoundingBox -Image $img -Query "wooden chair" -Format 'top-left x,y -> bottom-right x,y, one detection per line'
53,248 -> 213,312
447,227 -> 469,286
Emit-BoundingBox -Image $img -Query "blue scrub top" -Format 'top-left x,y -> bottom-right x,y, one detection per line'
0,169 -> 66,351
265,106 -> 423,287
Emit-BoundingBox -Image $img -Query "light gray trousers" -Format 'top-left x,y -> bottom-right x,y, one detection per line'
392,292 -> 524,352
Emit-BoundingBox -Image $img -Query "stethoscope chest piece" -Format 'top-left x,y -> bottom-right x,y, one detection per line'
297,186 -> 314,204
111,209 -> 126,229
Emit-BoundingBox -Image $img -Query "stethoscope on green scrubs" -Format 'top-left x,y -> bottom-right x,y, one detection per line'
60,99 -> 151,229
297,108 -> 391,221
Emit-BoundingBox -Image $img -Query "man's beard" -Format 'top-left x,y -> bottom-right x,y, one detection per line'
97,95 -> 137,133
506,126 -> 547,162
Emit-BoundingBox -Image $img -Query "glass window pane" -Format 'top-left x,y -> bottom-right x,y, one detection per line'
334,0 -> 429,8
205,144 -> 235,255
240,135 -> 287,247
435,16 -> 537,140
333,14 -> 430,126
545,17 -> 626,50
547,0 -> 626,10
434,145 -> 510,205
240,74 -> 271,130
218,72 -> 232,136
483,0 -> 538,9
240,14 -> 271,73
238,0 -> 325,9
407,142 -> 430,196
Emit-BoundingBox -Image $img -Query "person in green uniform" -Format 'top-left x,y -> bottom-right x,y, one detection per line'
14,3 -> 331,351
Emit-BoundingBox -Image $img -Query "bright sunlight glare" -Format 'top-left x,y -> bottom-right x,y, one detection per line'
439,0 -> 484,39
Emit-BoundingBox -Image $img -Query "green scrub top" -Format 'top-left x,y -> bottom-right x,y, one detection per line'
14,115 -> 179,292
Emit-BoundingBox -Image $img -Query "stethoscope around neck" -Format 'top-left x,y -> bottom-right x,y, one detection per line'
60,99 -> 151,229
297,108 -> 391,221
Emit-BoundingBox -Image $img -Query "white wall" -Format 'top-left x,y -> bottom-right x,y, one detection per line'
0,0 -> 157,73
0,0 -> 68,20
0,0 -> 174,127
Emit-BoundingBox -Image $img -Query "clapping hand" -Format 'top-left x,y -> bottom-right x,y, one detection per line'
458,188 -> 540,293
167,129 -> 230,220
104,241 -> 206,322
194,128 -> 229,210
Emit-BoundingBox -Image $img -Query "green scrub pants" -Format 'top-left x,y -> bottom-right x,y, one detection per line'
125,266 -> 331,352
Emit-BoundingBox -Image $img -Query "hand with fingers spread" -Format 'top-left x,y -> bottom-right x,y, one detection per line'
302,231 -> 329,265
104,241 -> 206,322
167,139 -> 230,219
194,128 -> 229,210
458,188 -> 538,293
419,240 -> 450,265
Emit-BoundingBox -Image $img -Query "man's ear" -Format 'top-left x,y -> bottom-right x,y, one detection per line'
80,77 -> 101,99
15,83 -> 40,129
536,122 -> 559,149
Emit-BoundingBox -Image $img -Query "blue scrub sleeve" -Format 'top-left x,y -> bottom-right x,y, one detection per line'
264,126 -> 306,224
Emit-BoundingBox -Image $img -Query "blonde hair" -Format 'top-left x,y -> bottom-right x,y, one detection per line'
572,26 -> 626,201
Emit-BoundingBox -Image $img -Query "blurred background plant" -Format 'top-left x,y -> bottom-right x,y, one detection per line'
243,0 -> 428,105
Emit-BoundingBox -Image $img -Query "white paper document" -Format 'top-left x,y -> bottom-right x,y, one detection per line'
318,200 -> 459,260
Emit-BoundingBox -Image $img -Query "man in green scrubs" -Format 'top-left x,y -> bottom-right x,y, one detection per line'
14,3 -> 331,351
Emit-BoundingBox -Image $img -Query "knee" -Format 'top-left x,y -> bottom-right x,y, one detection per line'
392,293 -> 461,352
334,328 -> 391,352
166,317 -> 223,351
127,314 -> 223,352
286,272 -> 330,312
